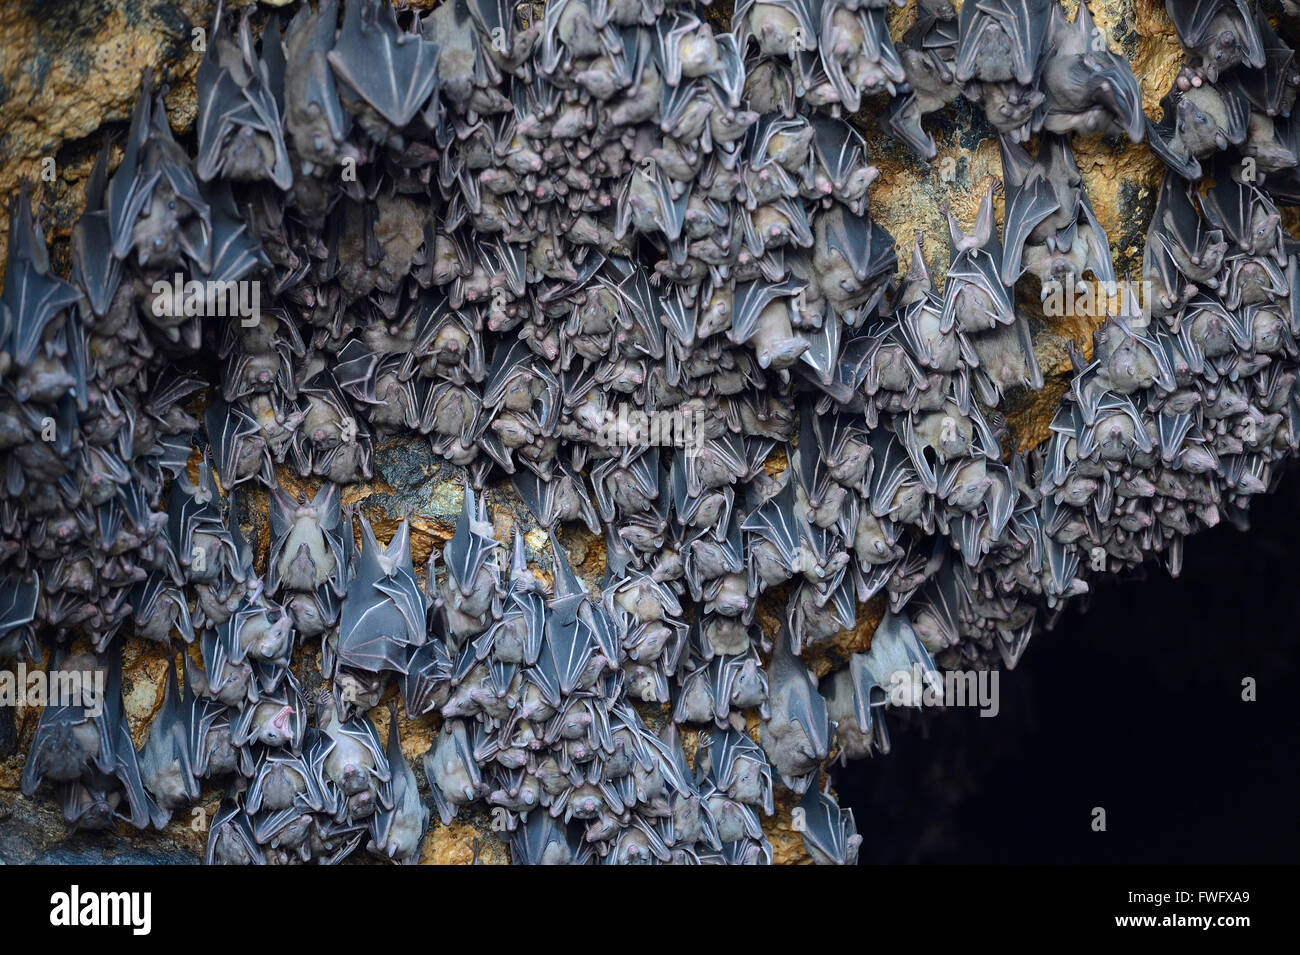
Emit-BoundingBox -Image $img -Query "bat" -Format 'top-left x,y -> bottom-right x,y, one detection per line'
70,144 -> 123,318
139,653 -> 200,816
1165,0 -> 1264,81
334,512 -> 426,675
205,399 -> 272,489
311,700 -> 393,826
699,725 -> 774,815
1147,86 -> 1249,181
1039,2 -> 1144,141
423,717 -> 485,824
796,781 -> 862,865
998,133 -> 1115,289
282,0 -> 353,171
956,0 -> 1051,86
104,74 -> 212,268
940,185 -> 1016,333
2,188 -> 82,369
196,5 -> 293,189
205,796 -> 264,865
367,701 -> 430,863
328,0 -> 442,130
758,622 -> 832,791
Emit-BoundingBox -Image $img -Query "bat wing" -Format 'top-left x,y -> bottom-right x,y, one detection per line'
328,0 -> 441,128
797,783 -> 860,865
998,138 -> 1060,284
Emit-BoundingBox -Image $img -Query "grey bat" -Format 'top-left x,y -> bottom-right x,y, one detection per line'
441,483 -> 502,642
20,649 -> 114,797
205,796 -> 264,865
423,717 -> 485,824
129,572 -> 195,646
1221,9 -> 1300,118
0,574 -> 39,661
510,809 -> 593,865
206,399 -> 272,489
104,72 -> 211,268
328,0 -> 441,133
956,0 -> 1051,86
796,781 -> 862,865
367,702 -> 430,863
999,133 -> 1115,290
1147,85 -> 1249,181
812,202 -> 897,315
70,144 -> 124,318
941,185 -> 1016,333
759,623 -> 832,791
196,5 -> 293,189
282,0 -> 353,173
24,644 -> 167,830
1166,0 -> 1264,82
312,700 -> 393,825
699,725 -> 774,814
139,653 -> 200,816
333,512 -> 426,675
1200,175 -> 1285,262
889,14 -> 960,159
1151,172 -> 1230,293
514,463 -> 600,533
819,3 -> 907,111
268,480 -> 346,598
2,189 -> 82,370
735,0 -> 819,59
1039,2 -> 1144,141
402,627 -> 454,717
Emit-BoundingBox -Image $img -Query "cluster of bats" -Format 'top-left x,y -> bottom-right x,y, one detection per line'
2,0 -> 1300,863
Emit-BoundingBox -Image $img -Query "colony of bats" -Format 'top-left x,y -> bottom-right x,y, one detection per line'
1,0 -> 1299,864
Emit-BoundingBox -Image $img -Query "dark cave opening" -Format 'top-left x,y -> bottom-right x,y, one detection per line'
833,468 -> 1300,864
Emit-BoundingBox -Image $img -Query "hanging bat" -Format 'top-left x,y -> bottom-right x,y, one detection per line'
268,480 -> 346,603
2,188 -> 82,370
1165,0 -> 1264,82
796,780 -> 862,865
759,623 -> 832,791
196,4 -> 293,189
423,717 -> 485,824
819,3 -> 907,112
311,700 -> 393,825
1039,2 -> 1144,141
333,512 -> 426,677
941,185 -> 1015,333
104,72 -> 211,268
139,653 -> 200,816
368,702 -> 430,864
282,0 -> 353,172
956,0 -> 1052,86
70,144 -> 124,318
510,808 -> 592,864
205,796 -> 264,865
999,133 -> 1115,289
328,0 -> 441,136
1147,85 -> 1249,181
